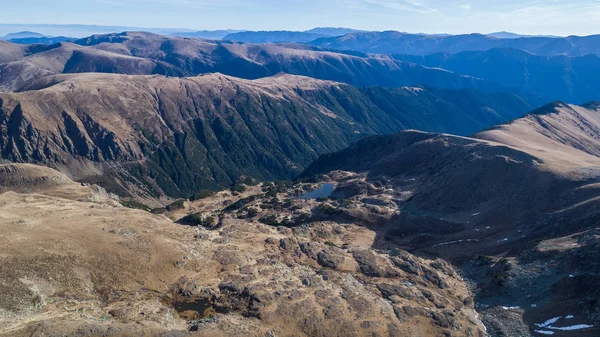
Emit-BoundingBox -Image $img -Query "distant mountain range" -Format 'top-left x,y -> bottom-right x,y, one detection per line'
309,31 -> 600,56
168,30 -> 245,40
7,36 -> 73,45
0,32 -> 541,102
394,48 -> 600,103
0,24 -> 365,41
223,31 -> 328,43
0,31 -> 74,45
1,31 -> 46,40
0,24 -> 198,38
485,31 -> 560,39
222,27 -> 365,43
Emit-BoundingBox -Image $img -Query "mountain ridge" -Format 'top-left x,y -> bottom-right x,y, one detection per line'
393,48 -> 600,103
309,31 -> 600,57
0,72 -> 535,200
298,101 -> 600,337
0,32 -> 546,106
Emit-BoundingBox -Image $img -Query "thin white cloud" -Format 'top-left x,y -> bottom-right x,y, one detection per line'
92,0 -> 243,7
363,0 -> 439,13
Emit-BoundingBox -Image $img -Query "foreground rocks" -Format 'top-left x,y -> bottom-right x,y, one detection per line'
0,164 -> 485,337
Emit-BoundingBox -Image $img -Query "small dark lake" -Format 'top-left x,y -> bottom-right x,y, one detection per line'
173,298 -> 212,320
298,183 -> 335,199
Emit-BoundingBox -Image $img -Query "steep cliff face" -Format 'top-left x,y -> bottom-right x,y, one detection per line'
0,73 -> 533,199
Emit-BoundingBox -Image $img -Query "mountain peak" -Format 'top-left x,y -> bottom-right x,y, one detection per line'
529,100 -> 572,116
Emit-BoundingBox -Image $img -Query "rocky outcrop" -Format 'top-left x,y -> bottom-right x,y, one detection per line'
0,164 -> 486,337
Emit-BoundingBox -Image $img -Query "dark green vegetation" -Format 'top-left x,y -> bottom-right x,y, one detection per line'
177,212 -> 218,228
189,189 -> 216,201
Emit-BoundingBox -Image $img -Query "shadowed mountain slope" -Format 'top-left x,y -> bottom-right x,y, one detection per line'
394,49 -> 600,104
0,72 -> 534,199
301,101 -> 600,257
300,101 -> 600,337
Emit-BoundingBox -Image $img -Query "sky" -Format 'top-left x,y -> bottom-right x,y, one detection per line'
1,0 -> 600,36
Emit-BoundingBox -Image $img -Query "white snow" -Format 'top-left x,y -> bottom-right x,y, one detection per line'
531,304 -> 537,308
402,87 -> 424,94
535,316 -> 594,331
501,306 -> 521,310
534,330 -> 555,335
536,317 -> 562,328
569,274 -> 575,278
472,212 -> 480,216
474,310 -> 488,333
548,324 -> 593,331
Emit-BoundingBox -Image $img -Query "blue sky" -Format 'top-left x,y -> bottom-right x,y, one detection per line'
1,0 -> 599,36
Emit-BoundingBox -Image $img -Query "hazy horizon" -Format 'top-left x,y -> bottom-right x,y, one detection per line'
1,0 -> 599,37
0,23 -> 579,39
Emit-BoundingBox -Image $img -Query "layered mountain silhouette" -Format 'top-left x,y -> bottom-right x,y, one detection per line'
223,31 -> 329,43
310,31 -> 600,56
222,27 -> 364,43
395,48 -> 600,103
0,32 -> 542,101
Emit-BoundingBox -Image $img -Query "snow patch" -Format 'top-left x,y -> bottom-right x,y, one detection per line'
535,316 -> 594,331
549,324 -> 593,331
536,317 -> 562,328
534,330 -> 555,335
402,87 -> 424,94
